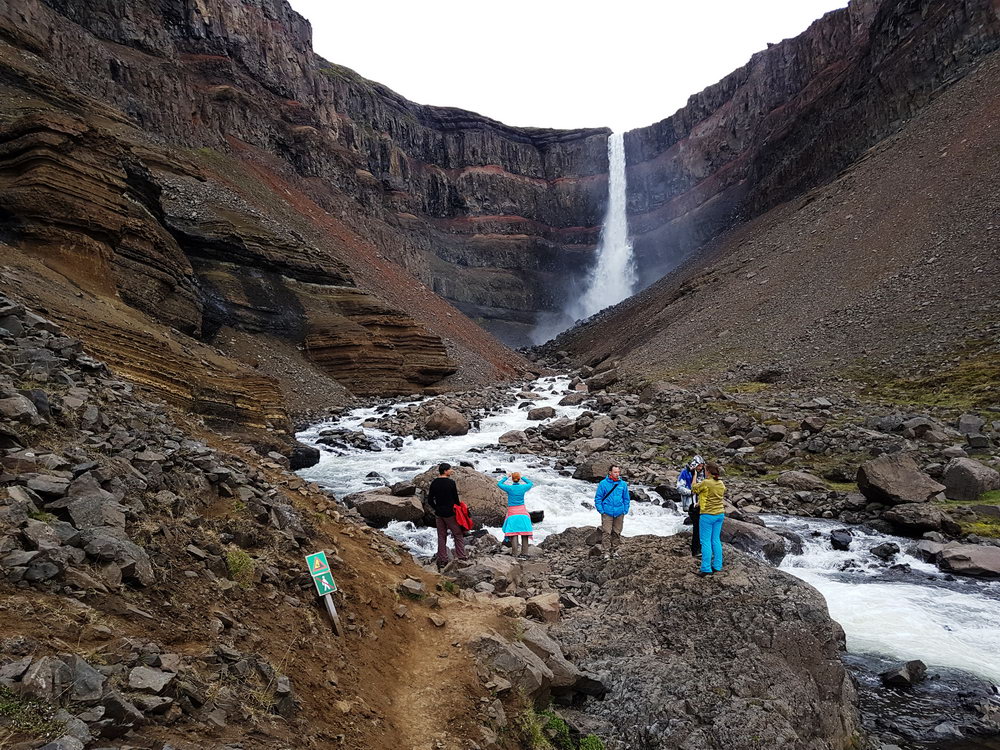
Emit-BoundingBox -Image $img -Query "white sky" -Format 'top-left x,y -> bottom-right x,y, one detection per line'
287,0 -> 849,132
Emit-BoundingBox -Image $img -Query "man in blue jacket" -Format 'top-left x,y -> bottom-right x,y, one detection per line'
595,465 -> 630,559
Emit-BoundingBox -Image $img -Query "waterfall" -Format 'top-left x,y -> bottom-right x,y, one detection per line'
572,131 -> 637,319
531,132 -> 636,343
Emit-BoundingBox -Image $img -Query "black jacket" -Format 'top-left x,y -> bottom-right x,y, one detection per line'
427,476 -> 459,517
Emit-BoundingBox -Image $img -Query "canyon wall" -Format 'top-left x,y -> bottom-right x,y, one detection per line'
623,0 -> 1000,285
0,0 -> 610,346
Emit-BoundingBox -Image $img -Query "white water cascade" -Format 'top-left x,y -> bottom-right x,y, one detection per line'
572,132 -> 637,320
531,132 -> 637,343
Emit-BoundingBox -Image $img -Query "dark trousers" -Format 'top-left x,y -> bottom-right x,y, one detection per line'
688,504 -> 701,556
436,516 -> 466,565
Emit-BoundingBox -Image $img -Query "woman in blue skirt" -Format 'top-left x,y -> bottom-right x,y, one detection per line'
498,472 -> 534,558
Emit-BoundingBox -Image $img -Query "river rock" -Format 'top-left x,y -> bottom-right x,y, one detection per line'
288,442 -> 320,470
871,542 -> 900,561
527,406 -> 556,421
941,457 -> 1000,502
542,529 -> 858,749
719,517 -> 788,565
857,453 -> 945,505
558,393 -> 587,406
424,407 -> 470,436
572,455 -> 615,483
936,544 -> 1000,578
777,471 -> 828,491
517,619 -> 605,698
542,417 -> 577,440
879,660 -> 927,688
355,494 -> 424,526
882,503 -> 957,536
498,430 -> 527,446
413,466 -> 506,526
830,529 -> 853,551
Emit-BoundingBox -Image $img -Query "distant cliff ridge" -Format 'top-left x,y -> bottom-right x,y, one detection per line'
623,0 -> 1000,287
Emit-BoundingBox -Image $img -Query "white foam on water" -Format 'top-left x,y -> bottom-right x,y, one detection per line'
298,382 -> 1000,687
297,377 -> 683,553
768,515 -> 1000,684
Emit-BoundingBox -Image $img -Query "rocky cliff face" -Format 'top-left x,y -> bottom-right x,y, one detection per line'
623,0 -> 1000,285
0,0 -> 610,347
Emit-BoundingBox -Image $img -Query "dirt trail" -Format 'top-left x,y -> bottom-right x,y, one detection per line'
387,597 -> 502,750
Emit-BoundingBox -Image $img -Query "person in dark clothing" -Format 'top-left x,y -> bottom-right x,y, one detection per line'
428,463 -> 466,568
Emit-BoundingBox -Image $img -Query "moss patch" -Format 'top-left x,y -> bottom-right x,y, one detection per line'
0,685 -> 64,739
863,345 -> 1000,408
961,517 -> 1000,538
225,547 -> 255,587
979,490 -> 1000,504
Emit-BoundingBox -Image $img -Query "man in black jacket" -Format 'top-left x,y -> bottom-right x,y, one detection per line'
428,463 -> 466,568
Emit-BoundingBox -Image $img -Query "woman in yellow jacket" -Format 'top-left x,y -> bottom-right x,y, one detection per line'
692,462 -> 726,576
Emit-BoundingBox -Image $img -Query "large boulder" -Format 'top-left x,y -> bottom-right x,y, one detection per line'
413,467 -> 507,526
720,518 -> 788,565
354,493 -> 425,526
527,406 -> 556,421
542,418 -> 577,441
572,455 -> 615,483
857,453 -> 945,505
544,532 -> 858,750
288,442 -> 321,470
881,503 -> 957,536
498,430 -> 527,446
585,368 -> 619,391
568,437 -> 611,457
424,407 -> 470,436
776,471 -> 828,492
472,632 -> 553,703
942,457 -> 1000,502
937,544 -> 1000,578
517,619 -> 605,698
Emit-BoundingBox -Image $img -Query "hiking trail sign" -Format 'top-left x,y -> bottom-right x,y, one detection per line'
304,551 -> 341,636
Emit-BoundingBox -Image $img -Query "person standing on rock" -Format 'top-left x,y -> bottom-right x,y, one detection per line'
498,472 -> 534,558
677,455 -> 706,558
692,462 -> 726,576
428,463 -> 467,569
595,465 -> 630,559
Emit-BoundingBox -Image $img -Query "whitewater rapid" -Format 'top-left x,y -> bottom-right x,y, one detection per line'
297,377 -> 1000,688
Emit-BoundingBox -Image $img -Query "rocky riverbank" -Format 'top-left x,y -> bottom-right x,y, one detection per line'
330,357 -> 1000,581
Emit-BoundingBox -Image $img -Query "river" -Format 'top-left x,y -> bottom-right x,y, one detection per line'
297,376 -> 1000,693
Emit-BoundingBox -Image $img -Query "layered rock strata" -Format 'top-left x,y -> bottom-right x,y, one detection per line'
0,0 -> 610,345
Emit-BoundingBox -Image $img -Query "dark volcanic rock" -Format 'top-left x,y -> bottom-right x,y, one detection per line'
543,529 -> 857,750
857,453 -> 945,505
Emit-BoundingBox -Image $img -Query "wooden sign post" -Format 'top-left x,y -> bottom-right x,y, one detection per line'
305,551 -> 341,636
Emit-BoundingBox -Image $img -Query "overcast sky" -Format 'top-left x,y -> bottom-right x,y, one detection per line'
287,0 -> 849,132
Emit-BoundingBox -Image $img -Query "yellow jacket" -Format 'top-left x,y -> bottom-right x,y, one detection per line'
692,477 -> 726,515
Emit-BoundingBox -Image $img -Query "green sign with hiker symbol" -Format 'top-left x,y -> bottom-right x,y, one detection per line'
305,551 -> 338,596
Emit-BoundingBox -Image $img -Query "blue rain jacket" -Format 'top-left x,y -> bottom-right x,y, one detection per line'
498,477 -> 534,506
594,477 -> 630,517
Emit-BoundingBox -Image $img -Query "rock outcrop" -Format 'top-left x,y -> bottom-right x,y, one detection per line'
542,529 -> 858,750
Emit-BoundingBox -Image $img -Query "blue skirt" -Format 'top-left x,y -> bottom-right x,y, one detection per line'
502,504 -> 533,537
